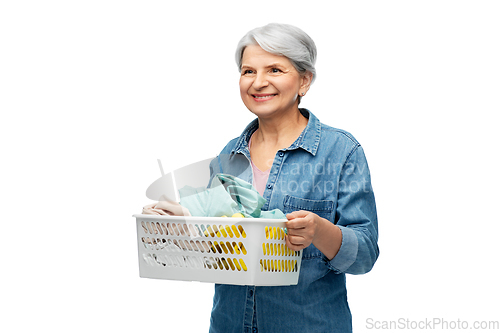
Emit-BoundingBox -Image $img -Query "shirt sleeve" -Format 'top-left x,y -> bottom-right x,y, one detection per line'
325,145 -> 379,275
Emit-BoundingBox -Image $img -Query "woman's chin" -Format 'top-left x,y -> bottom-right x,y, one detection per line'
247,105 -> 298,120
248,107 -> 275,118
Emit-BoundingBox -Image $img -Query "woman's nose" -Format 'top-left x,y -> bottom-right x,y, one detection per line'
252,73 -> 269,90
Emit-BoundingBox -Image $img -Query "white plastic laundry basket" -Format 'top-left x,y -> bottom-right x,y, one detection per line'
134,214 -> 302,286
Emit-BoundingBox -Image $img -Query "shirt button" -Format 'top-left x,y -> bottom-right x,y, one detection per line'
279,152 -> 284,157
249,289 -> 254,297
267,184 -> 272,189
253,328 -> 258,333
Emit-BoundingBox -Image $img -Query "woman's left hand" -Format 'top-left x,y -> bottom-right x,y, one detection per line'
285,210 -> 343,260
285,210 -> 323,251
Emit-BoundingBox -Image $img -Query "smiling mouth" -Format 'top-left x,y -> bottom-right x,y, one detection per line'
252,94 -> 277,100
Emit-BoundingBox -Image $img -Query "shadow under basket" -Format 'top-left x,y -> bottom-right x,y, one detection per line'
134,214 -> 303,286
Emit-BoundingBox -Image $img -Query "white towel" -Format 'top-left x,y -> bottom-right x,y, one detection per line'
142,195 -> 191,216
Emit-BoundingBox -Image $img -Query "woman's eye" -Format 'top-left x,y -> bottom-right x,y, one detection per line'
271,68 -> 282,73
243,69 -> 254,75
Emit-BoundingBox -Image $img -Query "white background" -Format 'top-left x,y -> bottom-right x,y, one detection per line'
1,1 -> 499,332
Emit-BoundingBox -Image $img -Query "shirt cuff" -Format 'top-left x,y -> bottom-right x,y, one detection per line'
325,226 -> 358,273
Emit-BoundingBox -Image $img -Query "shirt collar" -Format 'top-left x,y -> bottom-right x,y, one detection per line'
231,108 -> 321,156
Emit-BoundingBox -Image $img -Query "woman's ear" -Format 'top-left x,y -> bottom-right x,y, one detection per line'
300,71 -> 313,92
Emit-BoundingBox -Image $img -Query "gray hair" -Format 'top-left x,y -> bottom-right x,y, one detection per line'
235,23 -> 317,83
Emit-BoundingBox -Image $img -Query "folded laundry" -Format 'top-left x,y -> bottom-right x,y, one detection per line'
179,173 -> 286,219
142,195 -> 191,216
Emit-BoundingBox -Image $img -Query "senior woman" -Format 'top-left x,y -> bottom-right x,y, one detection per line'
208,23 -> 379,333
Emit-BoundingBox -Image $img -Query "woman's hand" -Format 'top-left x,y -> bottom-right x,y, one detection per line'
285,210 -> 342,260
285,210 -> 321,251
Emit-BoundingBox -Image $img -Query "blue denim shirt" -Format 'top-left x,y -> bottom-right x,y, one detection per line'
208,109 -> 379,333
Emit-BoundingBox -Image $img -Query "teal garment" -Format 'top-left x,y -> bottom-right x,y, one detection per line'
179,173 -> 286,219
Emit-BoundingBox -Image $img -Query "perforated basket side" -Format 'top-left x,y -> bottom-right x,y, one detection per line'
134,215 -> 302,286
239,221 -> 302,286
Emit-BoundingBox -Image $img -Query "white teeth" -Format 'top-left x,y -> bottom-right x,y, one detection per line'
254,95 -> 275,99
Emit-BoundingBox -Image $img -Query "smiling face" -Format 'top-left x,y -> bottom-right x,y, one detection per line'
239,44 -> 312,119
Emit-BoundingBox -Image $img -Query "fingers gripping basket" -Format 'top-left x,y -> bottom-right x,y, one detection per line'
134,214 -> 303,286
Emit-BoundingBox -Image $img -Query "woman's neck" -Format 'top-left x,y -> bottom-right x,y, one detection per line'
252,108 -> 308,150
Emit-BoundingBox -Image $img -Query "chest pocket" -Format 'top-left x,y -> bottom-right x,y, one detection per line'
283,195 -> 335,260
